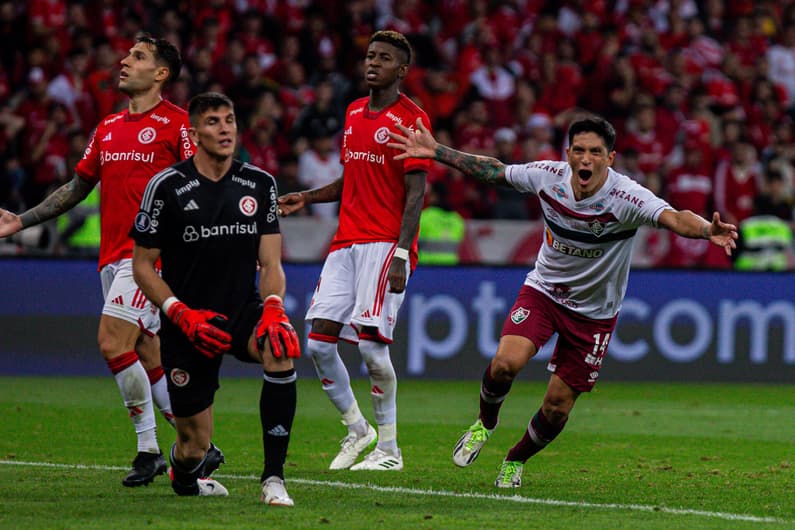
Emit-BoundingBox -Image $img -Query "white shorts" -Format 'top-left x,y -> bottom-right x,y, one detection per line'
100,258 -> 160,336
306,242 -> 409,343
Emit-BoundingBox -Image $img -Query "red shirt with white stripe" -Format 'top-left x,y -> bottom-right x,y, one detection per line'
75,100 -> 194,269
331,93 -> 432,270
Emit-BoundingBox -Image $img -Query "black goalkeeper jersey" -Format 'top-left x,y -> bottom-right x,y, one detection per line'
130,157 -> 280,341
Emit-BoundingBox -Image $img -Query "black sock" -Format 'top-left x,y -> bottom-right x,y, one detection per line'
479,362 -> 512,430
260,369 -> 297,482
169,443 -> 206,496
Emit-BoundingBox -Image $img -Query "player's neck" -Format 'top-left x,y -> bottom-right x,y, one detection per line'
194,150 -> 232,182
127,89 -> 163,115
368,87 -> 400,112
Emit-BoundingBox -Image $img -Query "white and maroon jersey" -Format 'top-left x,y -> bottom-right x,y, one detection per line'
75,100 -> 194,269
505,161 -> 671,319
331,93 -> 432,270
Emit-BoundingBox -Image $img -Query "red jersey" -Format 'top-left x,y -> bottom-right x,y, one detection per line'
331,94 -> 432,269
75,100 -> 194,269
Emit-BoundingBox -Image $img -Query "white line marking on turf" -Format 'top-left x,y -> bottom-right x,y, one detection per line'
0,459 -> 786,525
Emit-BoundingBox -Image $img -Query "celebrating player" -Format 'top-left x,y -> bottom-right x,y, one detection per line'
131,92 -> 299,505
388,115 -> 738,487
278,30 -> 431,471
0,35 -> 193,487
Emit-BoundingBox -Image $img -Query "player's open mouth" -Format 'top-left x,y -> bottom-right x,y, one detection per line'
578,169 -> 592,182
366,70 -> 378,80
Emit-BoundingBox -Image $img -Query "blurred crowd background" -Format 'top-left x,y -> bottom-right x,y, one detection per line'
0,0 -> 793,268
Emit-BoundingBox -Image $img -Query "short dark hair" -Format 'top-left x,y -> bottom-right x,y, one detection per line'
136,34 -> 182,85
567,115 -> 617,152
188,92 -> 234,126
369,30 -> 412,64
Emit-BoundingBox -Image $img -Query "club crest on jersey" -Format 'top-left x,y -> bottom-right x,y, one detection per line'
239,196 -> 258,216
170,368 -> 190,387
510,307 -> 530,324
134,212 -> 151,232
138,127 -> 157,144
374,126 -> 391,144
588,220 -> 605,236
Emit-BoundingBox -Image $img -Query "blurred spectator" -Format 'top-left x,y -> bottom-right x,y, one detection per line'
296,128 -> 341,219
714,142 -> 761,225
766,23 -> 795,109
418,181 -> 465,265
754,168 -> 794,221
291,78 -> 344,150
664,142 -> 713,216
491,127 -> 527,220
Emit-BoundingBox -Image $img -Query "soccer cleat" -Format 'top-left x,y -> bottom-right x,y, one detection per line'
203,443 -> 225,477
452,419 -> 494,467
261,476 -> 294,506
349,447 -> 403,471
329,423 -> 377,470
122,450 -> 167,487
197,478 -> 229,496
494,460 -> 523,488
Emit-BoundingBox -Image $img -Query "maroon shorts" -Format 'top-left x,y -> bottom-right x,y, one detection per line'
501,285 -> 618,392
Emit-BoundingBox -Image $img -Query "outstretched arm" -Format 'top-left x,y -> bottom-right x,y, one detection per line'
0,174 -> 94,237
277,175 -> 344,216
658,210 -> 739,256
388,118 -> 508,186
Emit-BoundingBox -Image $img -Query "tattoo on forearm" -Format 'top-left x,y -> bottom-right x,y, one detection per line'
20,177 -> 91,228
435,145 -> 504,183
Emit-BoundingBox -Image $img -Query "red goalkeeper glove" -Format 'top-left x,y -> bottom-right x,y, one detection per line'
165,298 -> 232,359
256,295 -> 300,358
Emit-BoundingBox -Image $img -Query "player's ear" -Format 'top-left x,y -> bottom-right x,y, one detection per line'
188,126 -> 198,145
398,63 -> 409,80
154,65 -> 170,84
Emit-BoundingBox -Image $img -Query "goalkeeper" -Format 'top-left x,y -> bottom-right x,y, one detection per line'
130,92 -> 299,506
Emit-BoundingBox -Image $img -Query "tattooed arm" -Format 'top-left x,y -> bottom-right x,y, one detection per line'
389,119 -> 508,186
0,174 -> 94,237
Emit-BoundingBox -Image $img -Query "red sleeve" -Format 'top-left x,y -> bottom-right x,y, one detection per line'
73,125 -> 101,184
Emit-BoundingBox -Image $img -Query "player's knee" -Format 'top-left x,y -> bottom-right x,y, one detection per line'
489,356 -> 520,382
359,340 -> 394,380
541,400 -> 571,426
307,336 -> 338,363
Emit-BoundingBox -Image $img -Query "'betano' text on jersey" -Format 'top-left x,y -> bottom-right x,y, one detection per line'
129,158 -> 280,328
332,94 -> 432,269
505,161 -> 672,319
75,100 -> 195,270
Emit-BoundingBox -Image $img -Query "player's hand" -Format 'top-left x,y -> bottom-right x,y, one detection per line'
0,208 -> 23,238
166,301 -> 232,359
256,295 -> 300,358
388,118 -> 437,161
707,211 -> 738,256
387,255 -> 407,293
276,192 -> 306,217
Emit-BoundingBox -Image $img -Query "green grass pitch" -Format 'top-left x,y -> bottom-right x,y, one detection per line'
1,376 -> 792,529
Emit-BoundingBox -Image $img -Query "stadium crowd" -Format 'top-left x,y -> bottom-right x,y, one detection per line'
0,0 -> 793,267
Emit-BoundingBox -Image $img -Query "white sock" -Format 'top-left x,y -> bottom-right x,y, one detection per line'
342,402 -> 368,437
359,340 -> 397,426
376,423 -> 398,454
110,352 -> 159,453
308,337 -> 356,415
148,368 -> 176,428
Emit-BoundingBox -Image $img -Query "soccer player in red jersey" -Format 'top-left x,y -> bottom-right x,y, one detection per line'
279,30 -> 431,471
0,35 -> 195,487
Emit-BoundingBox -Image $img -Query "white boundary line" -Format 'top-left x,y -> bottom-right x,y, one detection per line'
0,459 -> 786,525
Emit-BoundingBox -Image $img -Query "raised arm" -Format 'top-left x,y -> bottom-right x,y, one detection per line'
658,210 -> 739,256
0,174 -> 94,237
388,118 -> 508,186
277,175 -> 344,216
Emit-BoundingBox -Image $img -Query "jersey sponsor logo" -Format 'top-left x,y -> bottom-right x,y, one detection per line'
179,124 -> 192,158
170,368 -> 190,387
103,115 -> 123,126
530,161 -> 566,176
551,183 -> 568,200
344,126 -> 353,135
175,179 -> 199,196
608,188 -> 646,208
183,199 -> 199,211
545,228 -> 604,258
350,108 -> 363,116
344,149 -> 385,164
134,211 -> 152,232
239,196 -> 258,216
373,126 -> 391,144
102,132 -> 112,142
510,307 -> 530,324
150,113 -> 170,124
183,222 -> 258,242
232,175 -> 256,189
138,126 -> 157,144
101,150 -> 155,165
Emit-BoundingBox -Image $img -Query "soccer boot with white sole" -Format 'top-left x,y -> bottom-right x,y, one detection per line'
452,419 -> 494,467
350,447 -> 403,471
122,450 -> 167,487
261,476 -> 294,506
494,460 -> 523,488
329,423 -> 377,470
197,478 -> 229,496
